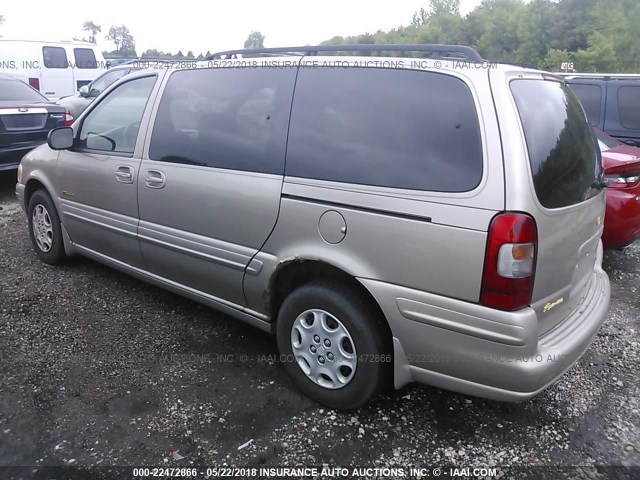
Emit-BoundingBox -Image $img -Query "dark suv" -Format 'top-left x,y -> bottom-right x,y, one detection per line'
564,74 -> 640,146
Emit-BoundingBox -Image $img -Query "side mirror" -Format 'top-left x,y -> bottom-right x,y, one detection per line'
47,127 -> 74,150
79,85 -> 90,97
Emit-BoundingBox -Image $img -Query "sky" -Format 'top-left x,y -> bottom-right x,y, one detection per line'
0,0 -> 484,55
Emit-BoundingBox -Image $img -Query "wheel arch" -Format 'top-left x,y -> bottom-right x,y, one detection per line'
267,258 -> 393,347
24,175 -> 74,256
24,172 -> 58,212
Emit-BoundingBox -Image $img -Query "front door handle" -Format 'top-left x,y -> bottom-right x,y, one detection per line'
115,165 -> 134,184
145,169 -> 166,189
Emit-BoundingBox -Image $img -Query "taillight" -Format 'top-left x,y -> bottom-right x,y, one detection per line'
28,77 -> 40,91
605,175 -> 640,188
604,174 -> 640,189
63,110 -> 74,127
481,212 -> 538,311
604,160 -> 640,189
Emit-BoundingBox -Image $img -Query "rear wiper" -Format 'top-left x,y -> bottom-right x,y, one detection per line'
591,179 -> 608,191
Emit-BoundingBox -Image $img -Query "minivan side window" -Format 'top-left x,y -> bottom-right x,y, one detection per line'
78,75 -> 157,154
148,67 -> 297,174
74,48 -> 98,69
43,47 -> 68,69
568,83 -> 602,127
285,68 -> 483,192
617,86 -> 640,130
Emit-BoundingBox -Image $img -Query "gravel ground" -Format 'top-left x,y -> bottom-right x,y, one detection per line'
0,169 -> 638,479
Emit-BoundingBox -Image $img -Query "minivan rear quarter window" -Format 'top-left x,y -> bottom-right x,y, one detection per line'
511,79 -> 599,209
286,68 -> 483,192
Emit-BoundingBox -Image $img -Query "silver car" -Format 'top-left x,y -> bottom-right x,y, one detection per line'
16,45 -> 611,410
56,64 -> 137,118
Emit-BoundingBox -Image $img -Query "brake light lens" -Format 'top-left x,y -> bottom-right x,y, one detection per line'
605,175 -> 640,189
28,77 -> 40,91
63,110 -> 74,127
481,213 -> 538,311
604,160 -> 640,189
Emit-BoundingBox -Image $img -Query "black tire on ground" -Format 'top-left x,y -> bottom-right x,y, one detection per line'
276,280 -> 392,410
27,189 -> 66,265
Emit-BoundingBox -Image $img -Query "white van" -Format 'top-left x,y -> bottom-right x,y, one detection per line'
0,39 -> 106,100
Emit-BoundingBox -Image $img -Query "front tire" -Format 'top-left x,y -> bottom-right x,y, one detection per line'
27,189 -> 66,265
276,281 -> 391,410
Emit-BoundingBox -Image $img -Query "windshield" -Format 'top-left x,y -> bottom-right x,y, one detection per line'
90,69 -> 129,96
511,79 -> 601,209
0,78 -> 48,103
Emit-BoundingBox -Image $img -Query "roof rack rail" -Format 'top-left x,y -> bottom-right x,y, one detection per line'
207,44 -> 484,62
558,73 -> 640,80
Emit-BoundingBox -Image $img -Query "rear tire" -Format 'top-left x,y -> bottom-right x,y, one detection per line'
276,281 -> 391,410
27,189 -> 66,265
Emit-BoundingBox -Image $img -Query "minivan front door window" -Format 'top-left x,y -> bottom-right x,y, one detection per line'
78,75 -> 157,154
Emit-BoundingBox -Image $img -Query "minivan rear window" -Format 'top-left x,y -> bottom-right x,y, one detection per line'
511,79 -> 600,209
286,68 -> 483,192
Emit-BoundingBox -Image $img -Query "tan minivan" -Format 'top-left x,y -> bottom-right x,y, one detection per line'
16,44 -> 610,409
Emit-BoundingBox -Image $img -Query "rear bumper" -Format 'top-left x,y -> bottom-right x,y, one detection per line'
359,254 -> 610,401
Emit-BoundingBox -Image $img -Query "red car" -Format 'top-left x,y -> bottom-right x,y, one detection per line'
596,129 -> 640,249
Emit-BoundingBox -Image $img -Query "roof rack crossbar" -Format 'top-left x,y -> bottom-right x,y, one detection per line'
207,44 -> 484,62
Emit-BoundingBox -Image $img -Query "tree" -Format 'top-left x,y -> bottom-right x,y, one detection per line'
429,0 -> 460,16
321,0 -> 638,72
106,25 -> 136,56
107,26 -> 122,51
574,32 -> 618,72
466,0 -> 526,62
142,49 -> 163,58
244,31 -> 265,49
411,9 -> 429,27
412,0 -> 460,26
542,48 -> 572,71
516,0 -> 556,67
82,21 -> 101,44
